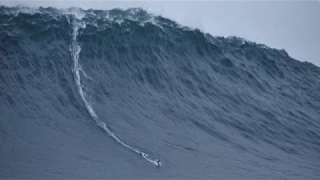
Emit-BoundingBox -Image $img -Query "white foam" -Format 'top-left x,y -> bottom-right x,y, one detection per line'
63,7 -> 86,20
68,13 -> 158,166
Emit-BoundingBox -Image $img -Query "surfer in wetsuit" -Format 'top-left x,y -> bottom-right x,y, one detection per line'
157,159 -> 161,166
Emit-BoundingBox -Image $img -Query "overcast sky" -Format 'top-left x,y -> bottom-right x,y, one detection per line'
1,1 -> 320,66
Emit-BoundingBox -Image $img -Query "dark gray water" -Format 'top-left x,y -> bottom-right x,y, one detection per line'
0,6 -> 319,179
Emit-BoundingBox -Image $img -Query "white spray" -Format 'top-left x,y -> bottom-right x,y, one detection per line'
68,13 -> 159,166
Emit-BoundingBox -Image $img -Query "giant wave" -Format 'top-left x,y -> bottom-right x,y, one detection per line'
0,6 -> 319,179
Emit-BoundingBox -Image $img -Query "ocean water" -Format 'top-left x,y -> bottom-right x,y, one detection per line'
0,6 -> 319,179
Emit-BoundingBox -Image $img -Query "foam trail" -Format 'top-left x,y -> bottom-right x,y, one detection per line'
68,14 -> 159,166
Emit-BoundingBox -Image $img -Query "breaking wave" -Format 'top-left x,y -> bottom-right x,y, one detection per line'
0,6 -> 319,179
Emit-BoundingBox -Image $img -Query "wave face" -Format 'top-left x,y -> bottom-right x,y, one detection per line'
0,6 -> 320,178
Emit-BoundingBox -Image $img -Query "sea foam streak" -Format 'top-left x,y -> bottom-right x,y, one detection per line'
68,13 -> 159,166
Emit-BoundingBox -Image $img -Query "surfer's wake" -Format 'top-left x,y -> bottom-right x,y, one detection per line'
68,12 -> 159,166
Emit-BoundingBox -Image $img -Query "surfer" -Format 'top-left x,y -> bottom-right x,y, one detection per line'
156,159 -> 161,166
